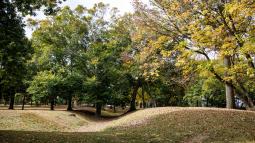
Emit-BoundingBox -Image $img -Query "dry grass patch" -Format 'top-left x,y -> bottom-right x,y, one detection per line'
0,110 -> 88,132
106,108 -> 255,143
1,107 -> 255,143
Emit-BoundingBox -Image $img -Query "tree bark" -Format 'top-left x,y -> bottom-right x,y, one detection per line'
22,94 -> 26,110
224,56 -> 235,109
197,47 -> 253,110
0,88 -> 2,104
67,95 -> 72,111
8,90 -> 14,110
95,103 -> 102,117
50,97 -> 54,110
130,85 -> 139,111
113,103 -> 116,113
142,87 -> 146,108
225,83 -> 235,109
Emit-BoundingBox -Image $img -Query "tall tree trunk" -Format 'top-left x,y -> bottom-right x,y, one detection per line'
224,56 -> 235,109
0,88 -> 2,104
130,85 -> 139,111
67,95 -> 72,111
206,97 -> 209,107
142,86 -> 146,108
113,103 -> 116,113
50,97 -> 54,110
225,83 -> 235,109
9,90 -> 14,110
22,94 -> 26,110
95,103 -> 102,117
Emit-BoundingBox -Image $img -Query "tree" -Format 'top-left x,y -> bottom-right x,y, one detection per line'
30,6 -> 88,110
10,0 -> 65,15
83,25 -> 129,116
114,13 -> 163,111
1,0 -> 64,110
134,0 -> 255,110
184,76 -> 225,107
79,3 -> 132,117
84,40 -> 128,117
62,72 -> 84,111
27,71 -> 62,110
0,1 -> 33,109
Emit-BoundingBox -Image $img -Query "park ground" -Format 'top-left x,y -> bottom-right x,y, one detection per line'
0,107 -> 255,143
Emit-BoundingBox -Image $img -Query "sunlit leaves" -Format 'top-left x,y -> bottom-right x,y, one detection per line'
27,71 -> 62,98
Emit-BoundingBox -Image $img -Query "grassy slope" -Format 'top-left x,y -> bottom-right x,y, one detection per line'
0,110 -> 88,132
1,107 -> 255,143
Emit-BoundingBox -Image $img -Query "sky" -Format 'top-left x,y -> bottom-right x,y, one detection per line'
61,0 -> 135,13
25,0 -> 149,38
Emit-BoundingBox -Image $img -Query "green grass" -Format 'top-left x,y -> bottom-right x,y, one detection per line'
1,108 -> 255,143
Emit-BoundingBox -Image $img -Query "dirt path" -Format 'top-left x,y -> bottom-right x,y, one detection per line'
77,120 -> 114,132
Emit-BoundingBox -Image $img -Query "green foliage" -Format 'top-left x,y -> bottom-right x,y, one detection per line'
28,4 -> 133,112
29,5 -> 89,107
5,0 -> 254,111
0,1 -> 33,108
11,0 -> 65,16
184,77 -> 225,107
27,71 -> 62,101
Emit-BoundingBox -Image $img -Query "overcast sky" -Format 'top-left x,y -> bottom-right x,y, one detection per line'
25,0 -> 149,38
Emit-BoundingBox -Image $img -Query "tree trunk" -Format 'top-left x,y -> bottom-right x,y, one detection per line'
22,94 -> 26,110
206,97 -> 209,107
225,83 -> 235,109
238,87 -> 255,110
113,103 -> 116,113
224,56 -> 235,109
50,97 -> 54,110
67,95 -> 72,111
64,99 -> 67,105
95,103 -> 102,117
239,93 -> 255,110
0,89 -> 2,104
245,98 -> 255,110
9,90 -> 14,110
142,87 -> 146,108
130,85 -> 139,111
208,59 -> 254,110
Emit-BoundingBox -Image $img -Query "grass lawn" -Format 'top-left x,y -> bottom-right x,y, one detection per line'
0,107 -> 255,143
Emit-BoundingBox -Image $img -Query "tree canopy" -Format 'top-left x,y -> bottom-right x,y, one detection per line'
1,0 -> 255,115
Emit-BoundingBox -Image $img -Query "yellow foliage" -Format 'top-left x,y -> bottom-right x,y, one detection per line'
91,58 -> 99,65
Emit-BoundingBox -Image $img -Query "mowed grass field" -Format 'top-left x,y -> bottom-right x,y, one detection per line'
0,107 -> 255,143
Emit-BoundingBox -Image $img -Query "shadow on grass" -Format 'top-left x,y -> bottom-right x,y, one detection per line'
0,105 -> 68,111
71,108 -> 136,121
0,130 -> 118,143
